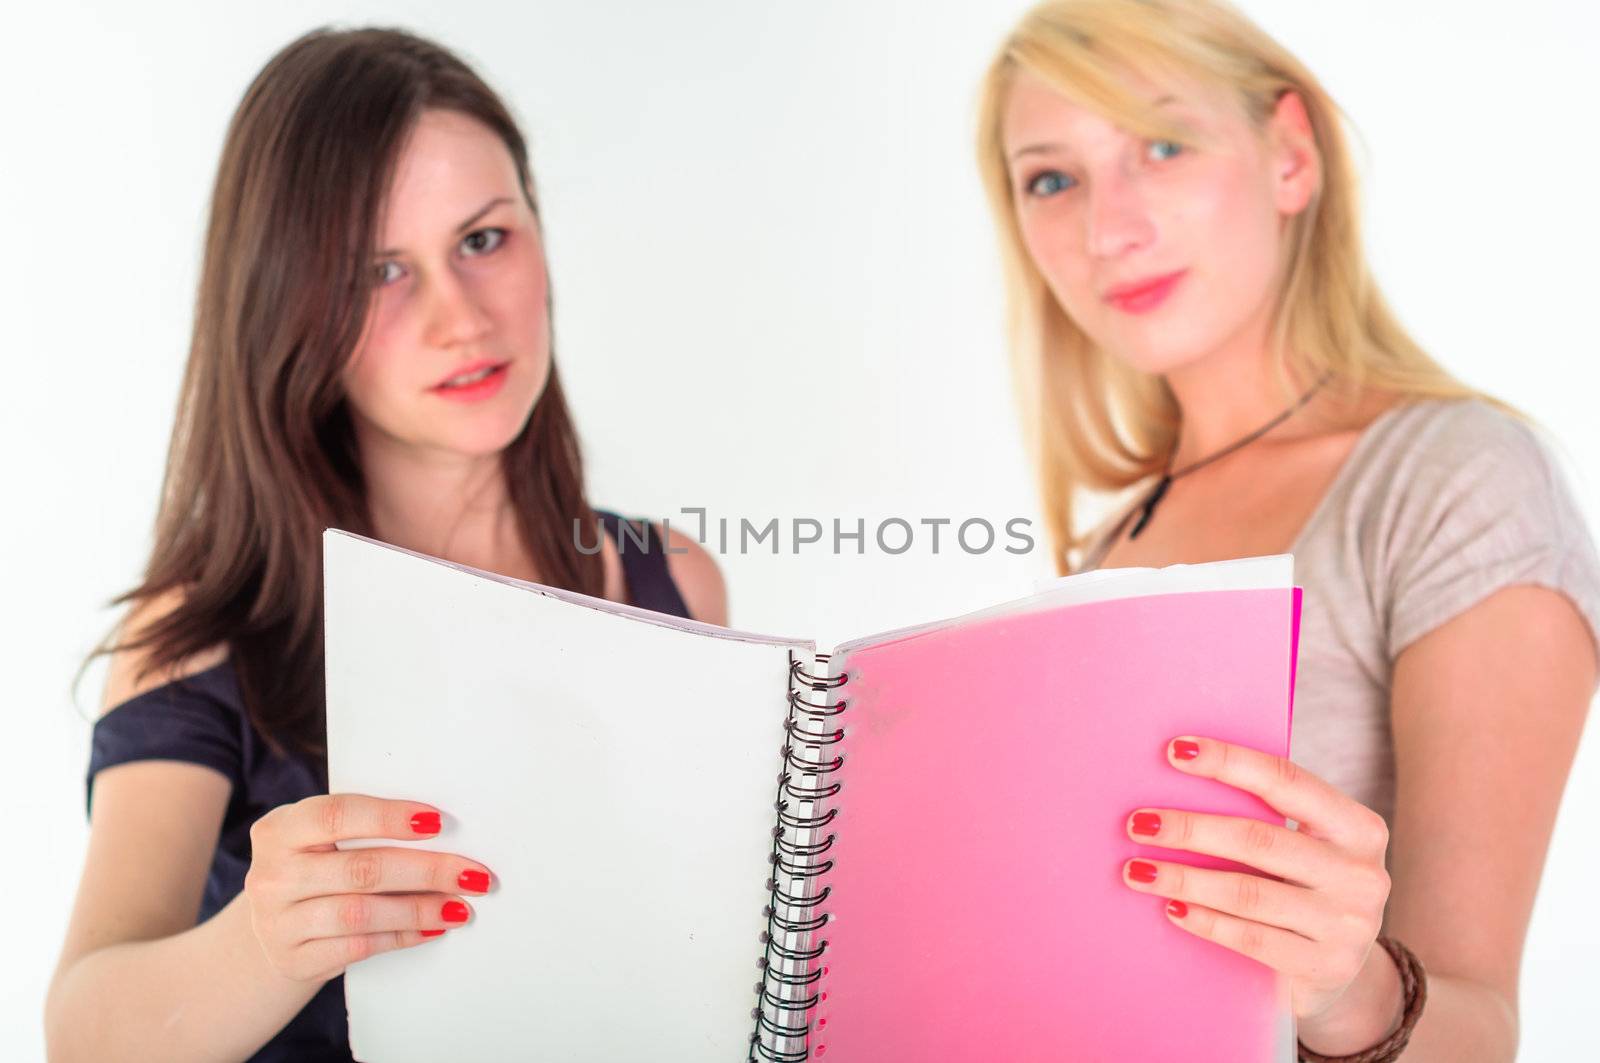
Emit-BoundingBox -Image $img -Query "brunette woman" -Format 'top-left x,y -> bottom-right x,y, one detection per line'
46,27 -> 723,1062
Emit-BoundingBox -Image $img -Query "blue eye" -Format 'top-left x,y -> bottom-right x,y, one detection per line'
1148,139 -> 1184,161
462,227 -> 507,255
1026,170 -> 1076,198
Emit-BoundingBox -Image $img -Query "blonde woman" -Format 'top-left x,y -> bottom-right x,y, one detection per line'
976,1 -> 1599,1060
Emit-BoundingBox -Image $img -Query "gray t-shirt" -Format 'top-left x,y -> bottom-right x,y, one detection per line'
1076,398 -> 1600,835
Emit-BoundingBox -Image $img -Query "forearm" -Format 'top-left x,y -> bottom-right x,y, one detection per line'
1296,945 -> 1516,1062
46,892 -> 323,1063
1395,972 -> 1516,1062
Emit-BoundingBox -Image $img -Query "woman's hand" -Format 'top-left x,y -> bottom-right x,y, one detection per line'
1119,736 -> 1394,1029
243,794 -> 493,982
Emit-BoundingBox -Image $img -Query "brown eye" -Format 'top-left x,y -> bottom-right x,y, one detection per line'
461,228 -> 507,255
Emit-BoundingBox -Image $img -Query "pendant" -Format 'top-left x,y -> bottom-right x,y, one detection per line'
1127,475 -> 1172,540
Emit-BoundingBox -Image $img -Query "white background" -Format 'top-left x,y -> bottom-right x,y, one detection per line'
4,0 -> 1596,1057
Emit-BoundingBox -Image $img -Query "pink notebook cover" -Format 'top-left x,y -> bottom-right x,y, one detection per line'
807,586 -> 1302,1062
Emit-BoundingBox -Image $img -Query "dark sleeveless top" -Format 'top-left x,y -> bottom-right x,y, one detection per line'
84,512 -> 692,1062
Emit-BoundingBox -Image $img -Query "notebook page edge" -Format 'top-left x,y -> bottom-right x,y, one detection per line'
323,526 -> 812,650
827,553 -> 1295,658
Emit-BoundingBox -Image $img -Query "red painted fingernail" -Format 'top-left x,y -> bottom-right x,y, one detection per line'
442,900 -> 470,923
411,811 -> 441,834
1131,812 -> 1162,836
458,869 -> 491,893
420,929 -> 446,938
1128,860 -> 1159,883
1172,740 -> 1201,761
1167,900 -> 1188,918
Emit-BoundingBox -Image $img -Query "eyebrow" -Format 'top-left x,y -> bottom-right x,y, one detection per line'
374,196 -> 514,256
1008,95 -> 1183,161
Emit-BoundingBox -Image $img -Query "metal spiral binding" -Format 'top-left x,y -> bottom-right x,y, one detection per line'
748,652 -> 848,1062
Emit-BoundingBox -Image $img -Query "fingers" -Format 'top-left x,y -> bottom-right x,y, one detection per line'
262,892 -> 476,981
1121,858 -> 1336,940
1123,737 -> 1394,999
1165,737 -> 1391,858
1160,896 -> 1326,978
243,793 -> 494,983
285,892 -> 476,944
1124,807 -> 1338,886
269,845 -> 494,899
277,927 -> 450,982
255,793 -> 446,852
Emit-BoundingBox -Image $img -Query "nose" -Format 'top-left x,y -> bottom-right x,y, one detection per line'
1084,171 -> 1156,261
422,265 -> 493,349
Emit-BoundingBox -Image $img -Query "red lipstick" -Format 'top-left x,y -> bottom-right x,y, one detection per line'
1103,270 -> 1187,314
431,359 -> 509,402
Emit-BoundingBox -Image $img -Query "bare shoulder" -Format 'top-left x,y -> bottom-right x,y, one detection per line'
100,586 -> 230,717
56,587 -> 236,997
663,526 -> 728,626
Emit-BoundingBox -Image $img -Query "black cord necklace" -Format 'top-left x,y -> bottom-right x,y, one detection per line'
1126,370 -> 1334,540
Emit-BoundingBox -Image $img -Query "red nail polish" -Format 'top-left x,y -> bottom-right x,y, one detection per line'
442,900 -> 470,923
1167,900 -> 1188,918
411,811 -> 441,834
458,869 -> 490,893
1172,740 -> 1200,761
1131,812 -> 1162,836
420,929 -> 446,938
1128,860 -> 1159,883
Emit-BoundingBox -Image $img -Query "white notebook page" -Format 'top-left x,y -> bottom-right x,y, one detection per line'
323,529 -> 811,1061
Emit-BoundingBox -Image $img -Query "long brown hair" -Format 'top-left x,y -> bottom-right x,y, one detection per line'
77,26 -> 604,766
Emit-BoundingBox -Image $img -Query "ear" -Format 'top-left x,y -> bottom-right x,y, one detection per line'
1268,89 -> 1320,216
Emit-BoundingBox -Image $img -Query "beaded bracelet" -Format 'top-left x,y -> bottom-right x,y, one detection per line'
1298,936 -> 1427,1063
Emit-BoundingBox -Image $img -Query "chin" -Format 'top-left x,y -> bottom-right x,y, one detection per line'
1095,334 -> 1215,379
455,415 -> 533,457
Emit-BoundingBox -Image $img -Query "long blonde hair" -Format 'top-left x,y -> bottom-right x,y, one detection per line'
976,0 -> 1501,573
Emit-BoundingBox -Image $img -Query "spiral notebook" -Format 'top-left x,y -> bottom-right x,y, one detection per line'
322,527 -> 1304,1063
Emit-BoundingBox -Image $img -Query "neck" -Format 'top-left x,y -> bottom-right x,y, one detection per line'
1162,332 -> 1325,470
355,425 -> 525,576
